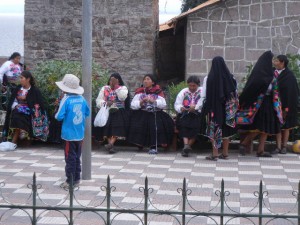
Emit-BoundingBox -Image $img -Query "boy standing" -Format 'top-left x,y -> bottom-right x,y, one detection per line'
55,74 -> 90,188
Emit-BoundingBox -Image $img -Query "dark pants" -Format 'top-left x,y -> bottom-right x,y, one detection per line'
64,141 -> 82,184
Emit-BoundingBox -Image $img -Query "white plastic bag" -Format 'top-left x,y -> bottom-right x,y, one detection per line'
94,102 -> 109,127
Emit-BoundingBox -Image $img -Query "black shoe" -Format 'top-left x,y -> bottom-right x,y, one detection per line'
269,148 -> 280,154
181,149 -> 189,157
256,151 -> 272,157
109,147 -> 116,154
239,144 -> 246,156
279,147 -> 287,154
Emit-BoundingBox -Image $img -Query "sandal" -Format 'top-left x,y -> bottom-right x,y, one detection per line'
256,151 -> 272,157
205,155 -> 218,161
148,149 -> 158,154
218,154 -> 229,160
239,144 -> 246,156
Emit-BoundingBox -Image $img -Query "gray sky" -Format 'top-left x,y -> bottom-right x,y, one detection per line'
0,0 -> 181,23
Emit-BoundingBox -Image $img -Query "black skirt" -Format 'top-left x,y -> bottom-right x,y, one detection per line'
176,112 -> 201,138
200,103 -> 236,138
9,109 -> 32,135
127,110 -> 174,147
93,109 -> 130,140
282,113 -> 298,129
241,95 -> 281,134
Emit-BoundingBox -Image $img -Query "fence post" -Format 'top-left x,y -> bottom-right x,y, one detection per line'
298,181 -> 300,225
107,176 -> 111,225
220,179 -> 224,225
144,177 -> 149,225
69,175 -> 74,225
258,180 -> 263,225
182,178 -> 187,225
32,173 -> 37,225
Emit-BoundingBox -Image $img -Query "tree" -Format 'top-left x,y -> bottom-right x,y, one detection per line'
181,0 -> 209,13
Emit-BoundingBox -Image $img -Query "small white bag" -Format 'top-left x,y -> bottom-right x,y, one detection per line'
94,102 -> 109,127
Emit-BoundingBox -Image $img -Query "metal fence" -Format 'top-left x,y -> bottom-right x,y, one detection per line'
0,173 -> 299,225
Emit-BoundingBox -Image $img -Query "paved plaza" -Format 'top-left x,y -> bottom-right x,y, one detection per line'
0,144 -> 299,225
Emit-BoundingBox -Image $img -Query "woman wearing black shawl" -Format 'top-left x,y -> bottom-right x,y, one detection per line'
237,51 -> 283,157
201,56 -> 238,160
273,55 -> 299,154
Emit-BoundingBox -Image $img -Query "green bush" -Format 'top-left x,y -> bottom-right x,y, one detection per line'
166,81 -> 187,116
286,54 -> 300,86
33,60 -> 109,115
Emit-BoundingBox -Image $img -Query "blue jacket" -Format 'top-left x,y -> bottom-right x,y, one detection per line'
55,94 -> 90,141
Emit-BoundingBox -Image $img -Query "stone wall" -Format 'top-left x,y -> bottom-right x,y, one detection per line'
185,0 -> 300,81
24,0 -> 158,89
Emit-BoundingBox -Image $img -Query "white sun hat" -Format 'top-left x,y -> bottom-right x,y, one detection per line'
55,74 -> 84,95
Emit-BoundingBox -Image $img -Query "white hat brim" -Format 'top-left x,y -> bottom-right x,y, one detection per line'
55,81 -> 84,95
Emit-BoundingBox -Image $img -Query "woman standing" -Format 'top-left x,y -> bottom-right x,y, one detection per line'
95,73 -> 130,154
0,71 -> 49,150
201,56 -> 238,160
174,76 -> 202,157
128,74 -> 174,154
237,51 -> 283,157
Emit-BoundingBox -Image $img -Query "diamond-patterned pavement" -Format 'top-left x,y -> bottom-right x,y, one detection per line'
0,144 -> 299,225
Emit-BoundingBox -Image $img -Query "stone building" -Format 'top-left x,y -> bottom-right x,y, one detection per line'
24,0 -> 158,88
158,0 -> 300,82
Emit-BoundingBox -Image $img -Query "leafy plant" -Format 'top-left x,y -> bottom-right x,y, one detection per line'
286,54 -> 300,86
237,63 -> 253,94
33,60 -> 109,115
166,81 -> 187,116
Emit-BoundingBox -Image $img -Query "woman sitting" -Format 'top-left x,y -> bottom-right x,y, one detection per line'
0,71 -> 49,151
127,74 -> 174,154
174,76 -> 202,157
95,73 -> 130,154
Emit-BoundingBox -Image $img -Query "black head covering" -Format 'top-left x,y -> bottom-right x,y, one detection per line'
205,56 -> 237,125
239,51 -> 274,107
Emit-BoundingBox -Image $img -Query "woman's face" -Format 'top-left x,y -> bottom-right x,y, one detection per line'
20,75 -> 30,87
143,76 -> 154,88
188,82 -> 199,93
12,56 -> 21,65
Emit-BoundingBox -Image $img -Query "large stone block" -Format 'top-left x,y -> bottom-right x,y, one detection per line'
250,4 -> 261,22
245,36 -> 257,49
273,2 -> 286,18
225,37 -> 245,47
203,46 -> 224,59
225,25 -> 239,38
225,47 -> 244,60
239,6 -> 250,20
257,27 -> 271,37
289,20 -> 300,33
190,45 -> 203,60
239,26 -> 251,36
234,60 -> 250,73
186,60 -> 207,74
287,2 -> 300,16
191,21 -> 209,33
212,34 -> 225,46
257,37 -> 271,49
261,3 -> 273,20
212,22 -> 227,34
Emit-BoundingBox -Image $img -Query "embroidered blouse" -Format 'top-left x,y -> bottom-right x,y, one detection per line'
0,60 -> 23,83
174,87 -> 202,114
96,85 -> 128,109
131,93 -> 166,110
11,87 -> 31,115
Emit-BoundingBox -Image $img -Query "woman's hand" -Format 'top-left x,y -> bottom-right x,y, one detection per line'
107,101 -> 113,107
188,105 -> 196,112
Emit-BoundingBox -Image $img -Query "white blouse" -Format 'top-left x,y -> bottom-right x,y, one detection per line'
174,87 -> 202,114
96,85 -> 128,108
0,60 -> 22,83
130,93 -> 167,110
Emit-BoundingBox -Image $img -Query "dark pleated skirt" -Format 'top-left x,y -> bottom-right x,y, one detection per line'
127,110 -> 174,147
282,113 -> 298,129
93,109 -> 130,140
9,109 -> 32,135
199,103 -> 236,138
241,95 -> 281,134
176,112 -> 201,138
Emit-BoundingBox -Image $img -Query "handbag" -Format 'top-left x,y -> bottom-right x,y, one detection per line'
94,102 -> 109,127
